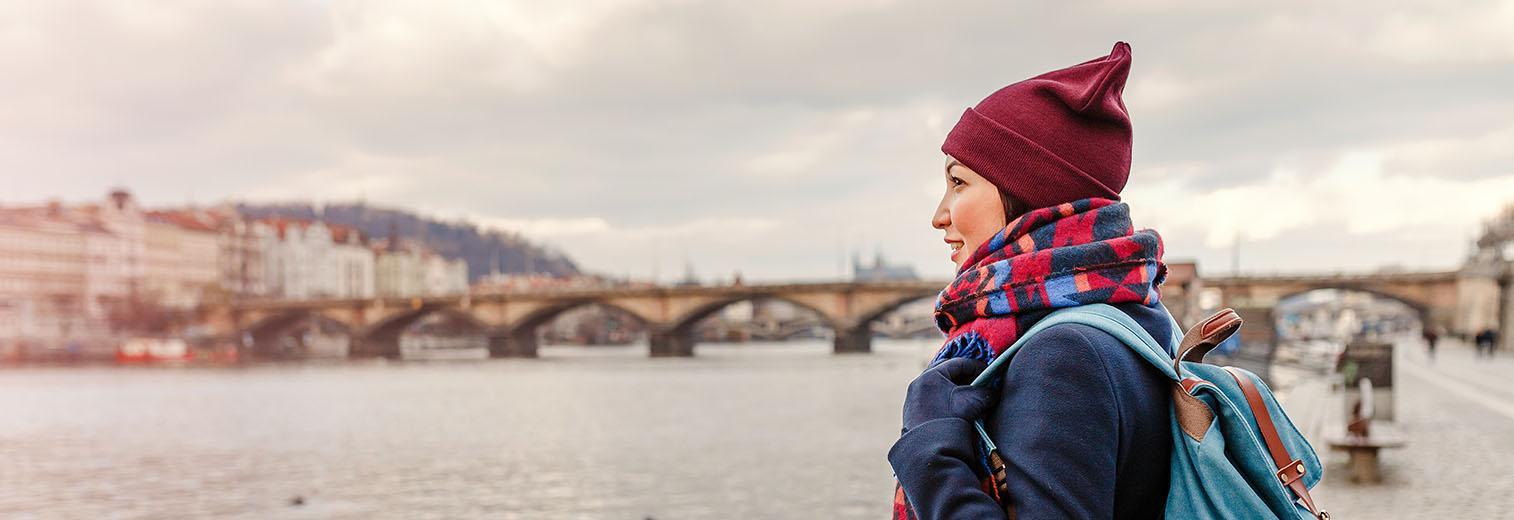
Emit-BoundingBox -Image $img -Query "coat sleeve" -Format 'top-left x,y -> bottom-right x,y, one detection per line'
987,324 -> 1123,520
887,417 -> 1009,519
886,324 -> 1126,520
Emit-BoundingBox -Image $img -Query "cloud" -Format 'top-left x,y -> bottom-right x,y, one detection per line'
1364,1 -> 1514,65
1,0 -> 1511,281
479,215 -> 779,241
1126,149 -> 1514,271
476,215 -> 794,282
1384,124 -> 1514,180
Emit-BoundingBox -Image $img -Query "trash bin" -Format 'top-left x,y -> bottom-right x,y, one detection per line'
1338,341 -> 1394,421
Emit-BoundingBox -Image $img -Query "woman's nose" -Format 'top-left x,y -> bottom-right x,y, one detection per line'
931,200 -> 950,230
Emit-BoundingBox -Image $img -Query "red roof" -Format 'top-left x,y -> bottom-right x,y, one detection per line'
255,217 -> 363,244
145,210 -> 220,233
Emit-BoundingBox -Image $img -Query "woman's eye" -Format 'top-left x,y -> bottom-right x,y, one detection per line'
950,176 -> 965,187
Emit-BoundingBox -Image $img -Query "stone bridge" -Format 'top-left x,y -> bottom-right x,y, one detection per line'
1185,268 -> 1511,350
201,281 -> 947,359
1202,271 -> 1461,329
200,265 -> 1514,359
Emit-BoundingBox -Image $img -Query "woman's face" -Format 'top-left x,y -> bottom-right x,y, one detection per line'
932,157 -> 1007,270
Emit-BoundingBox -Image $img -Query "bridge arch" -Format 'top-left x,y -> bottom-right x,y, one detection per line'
1200,283 -> 1433,380
241,310 -> 356,359
352,305 -> 491,359
486,299 -> 657,358
1265,286 -> 1429,351
669,295 -> 840,330
1206,272 -> 1460,338
826,289 -> 943,353
1271,286 -> 1433,329
1214,281 -> 1440,335
853,291 -> 941,328
652,295 -> 842,356
500,299 -> 656,337
860,292 -> 944,340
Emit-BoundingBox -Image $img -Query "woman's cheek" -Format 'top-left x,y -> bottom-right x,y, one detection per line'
957,198 -> 991,248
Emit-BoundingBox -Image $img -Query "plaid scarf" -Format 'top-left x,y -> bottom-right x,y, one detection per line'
892,198 -> 1166,519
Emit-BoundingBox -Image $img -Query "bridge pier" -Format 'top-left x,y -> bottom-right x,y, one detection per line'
833,324 -> 872,354
350,334 -> 402,359
488,332 -> 539,358
649,328 -> 695,357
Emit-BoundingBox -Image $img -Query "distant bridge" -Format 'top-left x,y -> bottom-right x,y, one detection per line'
1202,271 -> 1460,329
202,281 -> 948,358
199,264 -> 1514,359
1174,268 -> 1510,351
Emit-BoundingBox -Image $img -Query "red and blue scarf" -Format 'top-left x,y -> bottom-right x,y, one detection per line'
893,198 -> 1167,519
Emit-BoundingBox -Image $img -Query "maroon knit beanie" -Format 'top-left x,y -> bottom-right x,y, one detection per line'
942,42 -> 1133,210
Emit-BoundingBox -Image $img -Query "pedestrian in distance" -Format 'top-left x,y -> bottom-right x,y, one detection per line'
1475,328 -> 1498,359
1491,328 -> 1501,359
1422,327 -> 1438,361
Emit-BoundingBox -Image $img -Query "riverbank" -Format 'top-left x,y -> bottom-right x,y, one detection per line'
1276,339 -> 1514,517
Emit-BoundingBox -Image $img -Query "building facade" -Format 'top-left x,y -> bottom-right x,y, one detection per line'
259,220 -> 375,300
852,250 -> 919,282
0,191 -> 147,348
143,211 -> 222,308
376,243 -> 468,297
217,209 -> 268,298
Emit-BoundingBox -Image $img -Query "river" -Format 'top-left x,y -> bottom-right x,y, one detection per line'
0,339 -> 941,519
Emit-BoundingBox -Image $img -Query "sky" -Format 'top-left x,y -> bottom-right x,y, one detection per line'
2,0 -> 1512,282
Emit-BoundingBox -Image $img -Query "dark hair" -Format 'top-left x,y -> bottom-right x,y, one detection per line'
999,189 -> 1025,223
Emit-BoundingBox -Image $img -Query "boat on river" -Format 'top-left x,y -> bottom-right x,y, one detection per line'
116,337 -> 193,364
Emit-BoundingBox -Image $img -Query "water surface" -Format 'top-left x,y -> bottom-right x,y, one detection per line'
0,340 -> 939,519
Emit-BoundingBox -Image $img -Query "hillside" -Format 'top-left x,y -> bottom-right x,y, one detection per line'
236,202 -> 579,280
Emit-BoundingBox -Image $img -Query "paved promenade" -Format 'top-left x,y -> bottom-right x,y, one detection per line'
1278,339 -> 1514,518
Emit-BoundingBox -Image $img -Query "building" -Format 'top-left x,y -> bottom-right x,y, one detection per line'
853,250 -> 919,282
375,240 -> 469,297
214,207 -> 267,298
0,190 -> 147,348
143,210 -> 223,308
81,190 -> 146,315
329,226 -> 376,299
424,253 -> 469,295
375,243 -> 425,298
0,208 -> 96,346
259,219 -> 374,299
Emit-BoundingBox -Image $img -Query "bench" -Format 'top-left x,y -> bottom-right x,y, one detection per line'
1325,378 -> 1405,483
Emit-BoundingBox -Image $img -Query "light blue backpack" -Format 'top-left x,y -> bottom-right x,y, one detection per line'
970,303 -> 1329,519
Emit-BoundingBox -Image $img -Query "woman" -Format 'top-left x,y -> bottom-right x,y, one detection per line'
888,42 -> 1176,519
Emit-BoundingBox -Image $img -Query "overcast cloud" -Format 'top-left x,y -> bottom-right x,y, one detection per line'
3,0 -> 1512,281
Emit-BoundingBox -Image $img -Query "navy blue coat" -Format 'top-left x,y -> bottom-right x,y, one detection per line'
888,302 -> 1176,519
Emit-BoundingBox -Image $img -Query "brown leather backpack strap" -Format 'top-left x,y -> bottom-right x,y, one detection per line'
1172,309 -> 1243,376
1223,367 -> 1330,520
986,450 -> 1018,520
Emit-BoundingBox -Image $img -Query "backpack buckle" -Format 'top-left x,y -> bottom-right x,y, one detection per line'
1276,459 -> 1306,486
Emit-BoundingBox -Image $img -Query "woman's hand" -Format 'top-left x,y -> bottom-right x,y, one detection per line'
901,357 -> 996,433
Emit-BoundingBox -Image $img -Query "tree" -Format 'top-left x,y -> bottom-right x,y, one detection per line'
1476,203 -> 1514,261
